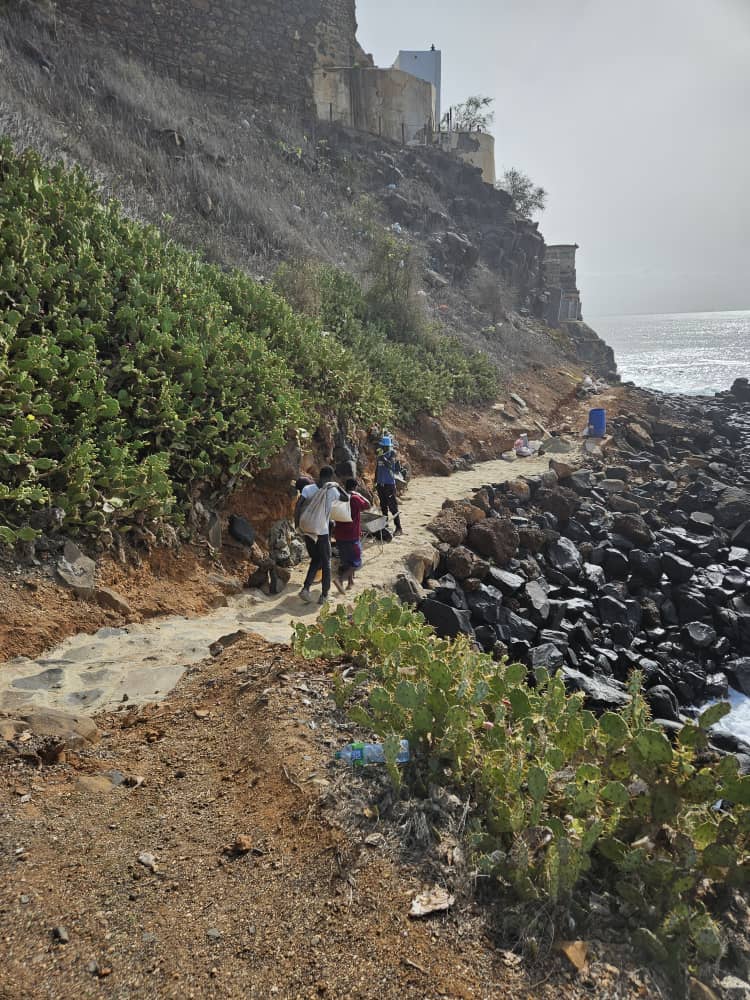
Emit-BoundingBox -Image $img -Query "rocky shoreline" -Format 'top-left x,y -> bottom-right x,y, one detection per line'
407,378 -> 750,761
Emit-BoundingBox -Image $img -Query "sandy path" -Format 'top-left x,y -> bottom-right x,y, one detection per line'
0,452 -> 559,716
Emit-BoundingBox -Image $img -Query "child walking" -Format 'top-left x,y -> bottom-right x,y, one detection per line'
333,478 -> 370,593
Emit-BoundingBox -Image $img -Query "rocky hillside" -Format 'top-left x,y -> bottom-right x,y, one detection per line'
0,3 -> 613,380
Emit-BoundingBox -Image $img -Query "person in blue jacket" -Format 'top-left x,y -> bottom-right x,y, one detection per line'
375,434 -> 403,536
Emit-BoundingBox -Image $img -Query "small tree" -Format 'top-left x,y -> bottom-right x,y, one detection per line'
498,168 -> 547,220
448,95 -> 495,132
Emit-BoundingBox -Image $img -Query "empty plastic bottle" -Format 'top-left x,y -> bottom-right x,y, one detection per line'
335,740 -> 410,766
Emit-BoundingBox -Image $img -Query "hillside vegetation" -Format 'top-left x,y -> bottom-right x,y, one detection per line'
296,593 -> 750,990
0,141 -> 496,542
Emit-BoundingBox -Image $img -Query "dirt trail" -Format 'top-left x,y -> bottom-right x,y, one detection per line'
0,452 -> 560,716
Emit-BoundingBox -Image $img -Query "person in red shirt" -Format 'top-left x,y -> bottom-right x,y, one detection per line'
333,478 -> 371,593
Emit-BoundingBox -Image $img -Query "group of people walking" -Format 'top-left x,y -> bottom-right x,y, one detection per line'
293,434 -> 404,605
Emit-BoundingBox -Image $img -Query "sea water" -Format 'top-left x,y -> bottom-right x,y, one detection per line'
594,309 -> 750,743
592,310 -> 750,396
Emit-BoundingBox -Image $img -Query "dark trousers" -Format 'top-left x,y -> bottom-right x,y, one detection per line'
377,483 -> 399,517
303,534 -> 331,596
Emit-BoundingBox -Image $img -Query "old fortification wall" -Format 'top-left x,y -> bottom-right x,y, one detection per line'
61,0 -> 363,104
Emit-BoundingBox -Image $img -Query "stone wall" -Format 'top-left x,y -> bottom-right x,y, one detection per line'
61,0 -> 362,106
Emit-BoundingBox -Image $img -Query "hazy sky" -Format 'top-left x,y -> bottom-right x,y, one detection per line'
356,0 -> 750,317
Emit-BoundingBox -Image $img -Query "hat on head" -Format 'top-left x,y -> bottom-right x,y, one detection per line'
378,435 -> 393,448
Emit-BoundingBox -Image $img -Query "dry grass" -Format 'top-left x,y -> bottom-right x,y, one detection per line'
0,4 -> 355,273
0,3 -> 576,382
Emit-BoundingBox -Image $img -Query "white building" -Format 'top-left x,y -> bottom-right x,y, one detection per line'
393,48 -> 441,126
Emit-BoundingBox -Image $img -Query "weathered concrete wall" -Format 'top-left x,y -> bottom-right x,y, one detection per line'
314,66 -> 435,144
61,0 -> 362,105
436,131 -> 495,184
394,49 -> 441,123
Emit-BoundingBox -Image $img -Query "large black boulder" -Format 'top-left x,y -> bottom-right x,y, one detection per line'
420,599 -> 475,639
645,684 -> 681,723
530,643 -> 565,670
561,667 -> 630,711
629,549 -> 662,584
661,552 -> 694,584
547,537 -> 582,578
683,621 -> 717,649
732,521 -> 750,548
428,575 -> 469,611
726,657 -> 750,696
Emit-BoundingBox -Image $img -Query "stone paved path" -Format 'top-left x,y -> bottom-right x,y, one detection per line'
0,452 -> 562,715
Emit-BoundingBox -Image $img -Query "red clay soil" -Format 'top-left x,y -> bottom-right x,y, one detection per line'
0,545 -> 255,663
0,635 -> 660,999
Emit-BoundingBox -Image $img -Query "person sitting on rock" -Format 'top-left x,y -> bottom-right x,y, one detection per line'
375,434 -> 403,536
333,478 -> 371,593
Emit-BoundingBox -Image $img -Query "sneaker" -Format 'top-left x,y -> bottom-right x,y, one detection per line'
318,593 -> 329,605
299,588 -> 313,604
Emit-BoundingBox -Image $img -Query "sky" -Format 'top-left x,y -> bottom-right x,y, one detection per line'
356,0 -> 750,317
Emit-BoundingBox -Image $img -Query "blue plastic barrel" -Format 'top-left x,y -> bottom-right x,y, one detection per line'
588,408 -> 607,437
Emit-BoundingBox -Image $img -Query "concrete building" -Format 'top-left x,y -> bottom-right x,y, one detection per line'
544,244 -> 583,326
435,130 -> 495,184
314,65 -> 436,144
393,49 -> 441,125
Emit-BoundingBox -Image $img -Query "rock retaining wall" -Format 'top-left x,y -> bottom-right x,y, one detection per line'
62,0 -> 360,105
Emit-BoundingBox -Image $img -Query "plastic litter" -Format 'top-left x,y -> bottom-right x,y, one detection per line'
335,740 -> 410,766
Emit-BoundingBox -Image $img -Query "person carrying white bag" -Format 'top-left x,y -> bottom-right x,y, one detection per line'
296,466 -> 349,605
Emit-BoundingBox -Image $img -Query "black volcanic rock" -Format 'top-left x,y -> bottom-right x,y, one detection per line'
547,537 -> 582,577
661,552 -> 694,584
420,600 -> 475,639
646,685 -> 681,723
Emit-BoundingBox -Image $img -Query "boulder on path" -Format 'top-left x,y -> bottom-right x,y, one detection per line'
3,707 -> 100,749
467,518 -> 519,566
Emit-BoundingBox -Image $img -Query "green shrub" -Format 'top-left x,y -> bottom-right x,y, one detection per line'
0,142 -> 390,539
294,592 -> 750,983
275,260 -> 499,423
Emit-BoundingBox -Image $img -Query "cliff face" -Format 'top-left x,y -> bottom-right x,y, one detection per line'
562,321 -> 617,379
61,0 -> 359,105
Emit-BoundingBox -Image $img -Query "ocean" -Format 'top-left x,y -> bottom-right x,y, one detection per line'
592,309 -> 750,396
594,308 -> 750,742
